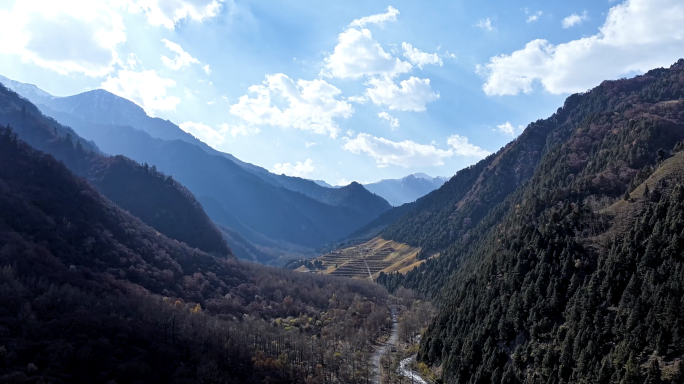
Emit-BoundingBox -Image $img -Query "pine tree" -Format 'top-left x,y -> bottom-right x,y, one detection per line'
672,361 -> 684,384
644,359 -> 661,384
620,354 -> 642,384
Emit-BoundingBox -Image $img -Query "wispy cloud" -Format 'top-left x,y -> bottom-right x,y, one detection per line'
526,11 -> 542,23
562,11 -> 588,28
272,159 -> 317,177
378,112 -> 400,129
349,6 -> 399,28
474,18 -> 494,31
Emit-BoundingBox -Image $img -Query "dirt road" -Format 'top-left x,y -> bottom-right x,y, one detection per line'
372,307 -> 398,384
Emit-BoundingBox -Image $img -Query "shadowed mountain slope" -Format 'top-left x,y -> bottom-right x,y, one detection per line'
0,125 -> 390,383
379,59 -> 684,383
0,84 -> 230,256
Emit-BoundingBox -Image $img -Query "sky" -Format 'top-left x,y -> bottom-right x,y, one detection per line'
0,0 -> 683,185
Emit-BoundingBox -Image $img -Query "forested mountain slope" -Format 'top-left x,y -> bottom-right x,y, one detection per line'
0,127 -> 390,383
381,59 -> 684,383
382,118 -> 551,252
0,84 -> 230,256
344,201 -> 418,243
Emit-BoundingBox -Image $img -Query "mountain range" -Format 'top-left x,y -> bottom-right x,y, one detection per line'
0,75 -> 399,263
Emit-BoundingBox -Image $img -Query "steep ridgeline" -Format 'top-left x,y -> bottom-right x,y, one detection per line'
273,177 -> 391,218
379,61 -> 684,295
34,101 -> 388,250
31,87 -> 388,212
0,80 -> 394,251
364,173 -> 449,206
0,127 -> 390,383
382,118 -> 548,253
383,60 -> 684,383
0,84 -> 230,256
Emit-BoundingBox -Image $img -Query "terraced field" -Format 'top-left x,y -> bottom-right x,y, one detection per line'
301,237 -> 428,280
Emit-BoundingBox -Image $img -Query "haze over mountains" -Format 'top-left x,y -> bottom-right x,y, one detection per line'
0,75 -> 440,263
364,173 -> 448,206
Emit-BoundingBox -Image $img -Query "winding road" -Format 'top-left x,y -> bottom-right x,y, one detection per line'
371,307 -> 428,384
372,307 -> 398,383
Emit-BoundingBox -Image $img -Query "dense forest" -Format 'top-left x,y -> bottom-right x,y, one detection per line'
0,124 -> 393,383
376,59 -> 684,382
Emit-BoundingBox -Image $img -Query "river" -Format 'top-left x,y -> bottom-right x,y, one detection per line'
371,307 -> 428,384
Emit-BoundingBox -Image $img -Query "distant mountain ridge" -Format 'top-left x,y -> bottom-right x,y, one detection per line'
0,76 -> 392,259
363,173 -> 448,206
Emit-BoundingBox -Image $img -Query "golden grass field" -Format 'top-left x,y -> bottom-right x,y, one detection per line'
299,237 -> 434,280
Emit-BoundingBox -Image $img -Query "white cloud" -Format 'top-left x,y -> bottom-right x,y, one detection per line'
342,133 -> 454,167
161,39 -> 200,69
480,0 -> 684,96
321,28 -> 412,79
347,95 -> 368,103
125,53 -> 140,70
178,122 -> 258,146
101,69 -> 180,115
562,11 -> 587,28
219,123 -> 260,137
342,133 -> 490,168
115,0 -> 224,29
527,11 -> 542,23
474,18 -> 494,31
496,121 -> 524,136
203,64 -> 211,74
0,0 -> 126,77
349,6 -> 399,28
230,73 -> 353,137
346,129 -> 355,137
180,121 -> 228,147
305,141 -> 316,148
402,42 -> 443,69
378,112 -> 400,129
447,135 -> 491,157
366,76 -> 439,112
272,159 -> 316,178
184,87 -> 199,100
336,178 -> 351,186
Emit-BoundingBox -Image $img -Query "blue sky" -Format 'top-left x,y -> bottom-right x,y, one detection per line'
0,0 -> 683,185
